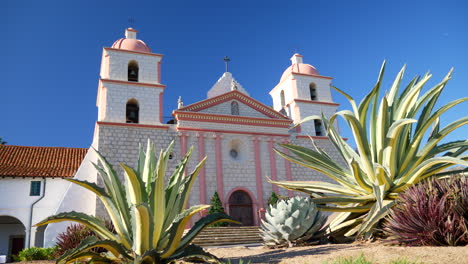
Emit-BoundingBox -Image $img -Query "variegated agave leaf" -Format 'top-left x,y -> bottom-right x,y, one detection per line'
271,62 -> 468,239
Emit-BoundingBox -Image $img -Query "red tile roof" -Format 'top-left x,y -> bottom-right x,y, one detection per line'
0,145 -> 88,178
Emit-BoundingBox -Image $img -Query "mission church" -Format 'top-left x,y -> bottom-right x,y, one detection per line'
0,28 -> 342,255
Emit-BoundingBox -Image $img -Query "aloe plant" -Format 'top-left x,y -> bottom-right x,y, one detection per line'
261,196 -> 327,247
270,62 -> 468,239
36,140 -> 239,264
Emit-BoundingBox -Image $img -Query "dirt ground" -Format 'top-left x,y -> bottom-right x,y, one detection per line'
206,242 -> 468,264
9,243 -> 468,264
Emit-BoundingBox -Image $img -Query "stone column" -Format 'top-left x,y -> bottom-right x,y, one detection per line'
196,132 -> 207,205
282,138 -> 293,197
268,137 -> 279,193
213,133 -> 224,203
253,136 -> 264,214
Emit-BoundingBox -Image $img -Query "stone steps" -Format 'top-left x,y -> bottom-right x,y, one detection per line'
189,226 -> 263,247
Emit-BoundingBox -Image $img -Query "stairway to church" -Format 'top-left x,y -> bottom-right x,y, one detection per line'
190,226 -> 263,247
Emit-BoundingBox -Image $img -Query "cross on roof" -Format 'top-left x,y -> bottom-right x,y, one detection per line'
223,56 -> 231,72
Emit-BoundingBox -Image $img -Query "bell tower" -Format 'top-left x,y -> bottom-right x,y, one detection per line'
269,54 -> 339,136
96,28 -> 165,125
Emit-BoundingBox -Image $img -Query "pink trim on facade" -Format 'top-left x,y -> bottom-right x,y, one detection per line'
104,47 -> 163,57
295,135 -> 330,140
224,187 -> 259,226
178,90 -> 288,119
157,61 -> 161,84
268,138 -> 279,193
159,92 -> 163,123
293,104 -> 301,123
100,79 -> 166,89
180,132 -> 187,159
97,121 -> 169,129
292,99 -> 340,106
283,139 -> 293,197
292,72 -> 333,80
214,133 -> 224,202
176,127 -> 290,137
197,133 -> 207,205
253,137 -> 264,210
174,112 -> 291,128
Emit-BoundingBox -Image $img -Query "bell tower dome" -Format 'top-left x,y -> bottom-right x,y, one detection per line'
269,54 -> 339,136
96,28 -> 166,125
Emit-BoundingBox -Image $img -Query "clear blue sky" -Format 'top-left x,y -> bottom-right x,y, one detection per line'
2,0 -> 467,148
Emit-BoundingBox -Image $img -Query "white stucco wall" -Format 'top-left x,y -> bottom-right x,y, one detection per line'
98,82 -> 163,125
0,177 -> 69,250
101,49 -> 161,84
43,148 -> 98,247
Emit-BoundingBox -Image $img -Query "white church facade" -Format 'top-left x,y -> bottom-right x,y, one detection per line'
0,27 -> 342,254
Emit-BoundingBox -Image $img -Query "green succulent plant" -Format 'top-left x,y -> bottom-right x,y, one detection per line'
35,140 -> 239,264
260,196 -> 327,247
271,62 -> 468,239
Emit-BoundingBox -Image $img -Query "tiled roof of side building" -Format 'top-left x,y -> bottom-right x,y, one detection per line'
0,145 -> 88,178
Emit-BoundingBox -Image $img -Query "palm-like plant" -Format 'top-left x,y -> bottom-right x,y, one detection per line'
36,140 -> 238,264
271,62 -> 468,239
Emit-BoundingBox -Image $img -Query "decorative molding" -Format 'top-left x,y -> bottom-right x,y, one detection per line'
100,79 -> 166,89
177,90 -> 289,120
96,121 -> 169,130
291,99 -> 339,106
104,47 -> 164,57
176,127 -> 290,137
174,111 -> 292,128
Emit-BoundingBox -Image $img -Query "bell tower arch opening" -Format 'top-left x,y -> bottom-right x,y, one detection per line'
128,60 -> 139,82
126,99 -> 139,123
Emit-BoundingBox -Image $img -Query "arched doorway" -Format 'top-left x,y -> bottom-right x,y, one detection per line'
228,190 -> 254,226
0,216 -> 26,260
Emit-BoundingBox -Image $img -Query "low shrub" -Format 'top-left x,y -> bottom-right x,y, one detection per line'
384,176 -> 468,246
17,247 -> 56,261
208,191 -> 229,227
54,221 -> 115,257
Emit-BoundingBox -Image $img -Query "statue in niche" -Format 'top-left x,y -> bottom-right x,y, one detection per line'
177,96 -> 184,109
231,80 -> 238,91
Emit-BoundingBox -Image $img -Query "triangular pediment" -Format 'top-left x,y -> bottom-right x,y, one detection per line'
175,90 -> 289,120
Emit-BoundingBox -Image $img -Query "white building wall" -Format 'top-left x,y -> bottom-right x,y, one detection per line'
294,75 -> 333,102
100,82 -> 163,125
0,177 -> 69,249
43,148 -> 98,247
101,50 -> 161,84
292,101 -> 338,136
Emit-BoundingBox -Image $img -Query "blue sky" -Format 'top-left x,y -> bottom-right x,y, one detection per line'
2,0 -> 467,148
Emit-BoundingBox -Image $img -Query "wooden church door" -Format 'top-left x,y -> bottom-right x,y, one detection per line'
228,190 -> 254,226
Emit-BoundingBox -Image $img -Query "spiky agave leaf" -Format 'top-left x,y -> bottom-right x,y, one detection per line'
271,62 -> 468,239
261,197 -> 327,247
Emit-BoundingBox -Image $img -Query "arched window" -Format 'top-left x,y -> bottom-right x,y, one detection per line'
280,90 -> 285,107
310,83 -> 317,101
231,101 -> 239,115
314,119 -> 323,136
126,99 -> 139,123
128,61 -> 139,82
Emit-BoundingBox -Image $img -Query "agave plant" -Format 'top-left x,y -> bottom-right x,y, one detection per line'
270,62 -> 468,239
35,140 -> 239,264
261,196 -> 327,247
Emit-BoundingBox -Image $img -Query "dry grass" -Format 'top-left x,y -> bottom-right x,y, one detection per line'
206,242 -> 468,264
